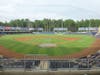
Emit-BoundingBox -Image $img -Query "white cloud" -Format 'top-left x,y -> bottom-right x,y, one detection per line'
0,0 -> 100,21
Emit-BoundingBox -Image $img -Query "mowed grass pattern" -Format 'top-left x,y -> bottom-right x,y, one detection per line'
0,34 -> 95,56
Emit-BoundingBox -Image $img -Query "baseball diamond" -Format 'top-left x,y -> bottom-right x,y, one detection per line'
0,34 -> 98,59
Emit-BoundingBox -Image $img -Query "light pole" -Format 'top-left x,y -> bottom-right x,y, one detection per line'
88,20 -> 91,33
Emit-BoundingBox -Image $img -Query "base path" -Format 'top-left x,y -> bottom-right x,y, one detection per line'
0,35 -> 100,60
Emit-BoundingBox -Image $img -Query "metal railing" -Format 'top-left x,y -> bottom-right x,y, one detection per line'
0,58 -> 99,72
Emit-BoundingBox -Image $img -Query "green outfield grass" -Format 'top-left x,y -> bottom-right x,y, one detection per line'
0,34 -> 95,56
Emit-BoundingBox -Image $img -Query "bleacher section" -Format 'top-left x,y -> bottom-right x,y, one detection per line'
0,51 -> 99,71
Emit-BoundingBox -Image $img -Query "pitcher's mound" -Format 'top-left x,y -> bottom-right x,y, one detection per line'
39,43 -> 57,48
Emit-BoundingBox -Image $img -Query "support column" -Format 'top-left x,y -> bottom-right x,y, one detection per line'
39,60 -> 49,70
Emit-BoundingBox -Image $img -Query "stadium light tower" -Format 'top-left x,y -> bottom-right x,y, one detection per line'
62,19 -> 64,31
88,20 -> 91,33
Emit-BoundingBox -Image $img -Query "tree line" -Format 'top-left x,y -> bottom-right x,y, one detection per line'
0,19 -> 100,32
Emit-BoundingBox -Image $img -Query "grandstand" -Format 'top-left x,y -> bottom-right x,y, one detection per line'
0,26 -> 98,34
0,50 -> 99,72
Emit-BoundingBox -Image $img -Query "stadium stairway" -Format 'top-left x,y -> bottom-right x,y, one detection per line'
95,32 -> 100,38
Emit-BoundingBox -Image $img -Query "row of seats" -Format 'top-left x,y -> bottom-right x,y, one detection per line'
0,51 -> 99,70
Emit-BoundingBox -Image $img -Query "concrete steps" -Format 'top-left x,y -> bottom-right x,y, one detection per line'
95,33 -> 100,38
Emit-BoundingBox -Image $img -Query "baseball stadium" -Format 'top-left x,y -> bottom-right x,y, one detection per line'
0,19 -> 100,75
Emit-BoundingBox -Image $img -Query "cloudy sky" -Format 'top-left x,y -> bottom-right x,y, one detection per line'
0,0 -> 100,21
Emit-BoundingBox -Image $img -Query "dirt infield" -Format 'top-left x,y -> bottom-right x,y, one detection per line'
0,35 -> 100,59
15,37 -> 33,41
15,36 -> 80,42
62,37 -> 80,41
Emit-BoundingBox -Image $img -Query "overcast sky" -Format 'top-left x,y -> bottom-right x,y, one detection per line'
0,0 -> 100,21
